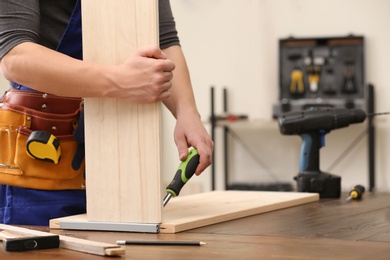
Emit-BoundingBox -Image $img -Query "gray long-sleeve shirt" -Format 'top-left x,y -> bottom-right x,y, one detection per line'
0,0 -> 180,59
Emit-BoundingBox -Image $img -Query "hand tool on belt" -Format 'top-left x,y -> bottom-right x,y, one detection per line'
26,130 -> 61,164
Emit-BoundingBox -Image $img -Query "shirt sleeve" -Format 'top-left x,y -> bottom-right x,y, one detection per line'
0,0 -> 40,59
159,0 -> 181,49
0,0 -> 180,60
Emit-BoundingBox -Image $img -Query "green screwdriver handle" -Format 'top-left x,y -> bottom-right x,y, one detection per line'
166,148 -> 200,197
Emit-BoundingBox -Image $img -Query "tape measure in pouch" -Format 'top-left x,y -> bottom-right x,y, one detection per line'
26,130 -> 61,164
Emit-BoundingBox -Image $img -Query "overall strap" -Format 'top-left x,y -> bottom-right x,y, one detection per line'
12,0 -> 83,90
10,0 -> 85,170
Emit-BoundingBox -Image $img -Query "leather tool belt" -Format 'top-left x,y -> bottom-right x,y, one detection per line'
0,89 -> 85,190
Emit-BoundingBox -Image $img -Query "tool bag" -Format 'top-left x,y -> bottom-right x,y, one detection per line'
0,89 -> 85,190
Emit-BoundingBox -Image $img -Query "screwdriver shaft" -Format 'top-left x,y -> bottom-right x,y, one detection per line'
163,193 -> 173,207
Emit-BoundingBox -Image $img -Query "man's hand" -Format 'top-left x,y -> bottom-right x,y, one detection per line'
108,45 -> 176,102
174,111 -> 214,176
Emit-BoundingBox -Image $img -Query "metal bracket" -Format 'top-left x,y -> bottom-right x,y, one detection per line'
59,220 -> 160,233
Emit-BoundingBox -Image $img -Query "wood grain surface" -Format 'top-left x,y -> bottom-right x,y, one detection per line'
161,190 -> 319,233
4,193 -> 390,259
81,0 -> 162,224
50,191 -> 318,233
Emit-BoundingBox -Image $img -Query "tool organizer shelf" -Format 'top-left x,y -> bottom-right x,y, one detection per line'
209,85 -> 376,193
273,35 -> 366,118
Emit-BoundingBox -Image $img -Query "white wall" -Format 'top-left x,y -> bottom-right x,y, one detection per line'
170,0 -> 390,192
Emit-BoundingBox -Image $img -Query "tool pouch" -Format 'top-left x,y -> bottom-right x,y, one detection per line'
0,90 -> 85,190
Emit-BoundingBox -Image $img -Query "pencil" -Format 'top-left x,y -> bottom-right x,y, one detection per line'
116,240 -> 207,246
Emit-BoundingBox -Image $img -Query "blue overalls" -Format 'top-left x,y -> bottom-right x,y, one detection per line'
0,0 -> 86,225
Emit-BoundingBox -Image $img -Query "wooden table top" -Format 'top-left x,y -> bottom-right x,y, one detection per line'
1,192 -> 390,259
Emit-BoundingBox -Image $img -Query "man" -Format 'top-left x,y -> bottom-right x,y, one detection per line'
0,0 -> 213,225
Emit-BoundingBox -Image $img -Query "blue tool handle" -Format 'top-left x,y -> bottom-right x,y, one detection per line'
299,132 -> 325,173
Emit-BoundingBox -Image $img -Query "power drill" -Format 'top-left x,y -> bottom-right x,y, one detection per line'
278,107 -> 366,198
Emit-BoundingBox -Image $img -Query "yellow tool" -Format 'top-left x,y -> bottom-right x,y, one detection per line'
346,185 -> 365,201
26,130 -> 61,164
290,69 -> 305,94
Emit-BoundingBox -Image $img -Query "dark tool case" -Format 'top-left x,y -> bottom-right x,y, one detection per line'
273,35 -> 365,118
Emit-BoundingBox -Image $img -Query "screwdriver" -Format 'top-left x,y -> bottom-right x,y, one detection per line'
346,185 -> 365,201
163,148 -> 200,207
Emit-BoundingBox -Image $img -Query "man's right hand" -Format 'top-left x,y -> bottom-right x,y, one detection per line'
107,45 -> 176,103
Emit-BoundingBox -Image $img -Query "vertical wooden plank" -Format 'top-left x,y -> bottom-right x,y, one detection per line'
81,0 -> 161,223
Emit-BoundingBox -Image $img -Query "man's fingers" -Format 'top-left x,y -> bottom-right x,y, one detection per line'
196,152 -> 212,175
164,70 -> 174,79
159,59 -> 175,73
159,90 -> 171,100
137,45 -> 167,60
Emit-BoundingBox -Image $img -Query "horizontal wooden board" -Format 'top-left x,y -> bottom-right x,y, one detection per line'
160,190 -> 319,233
50,191 -> 318,234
